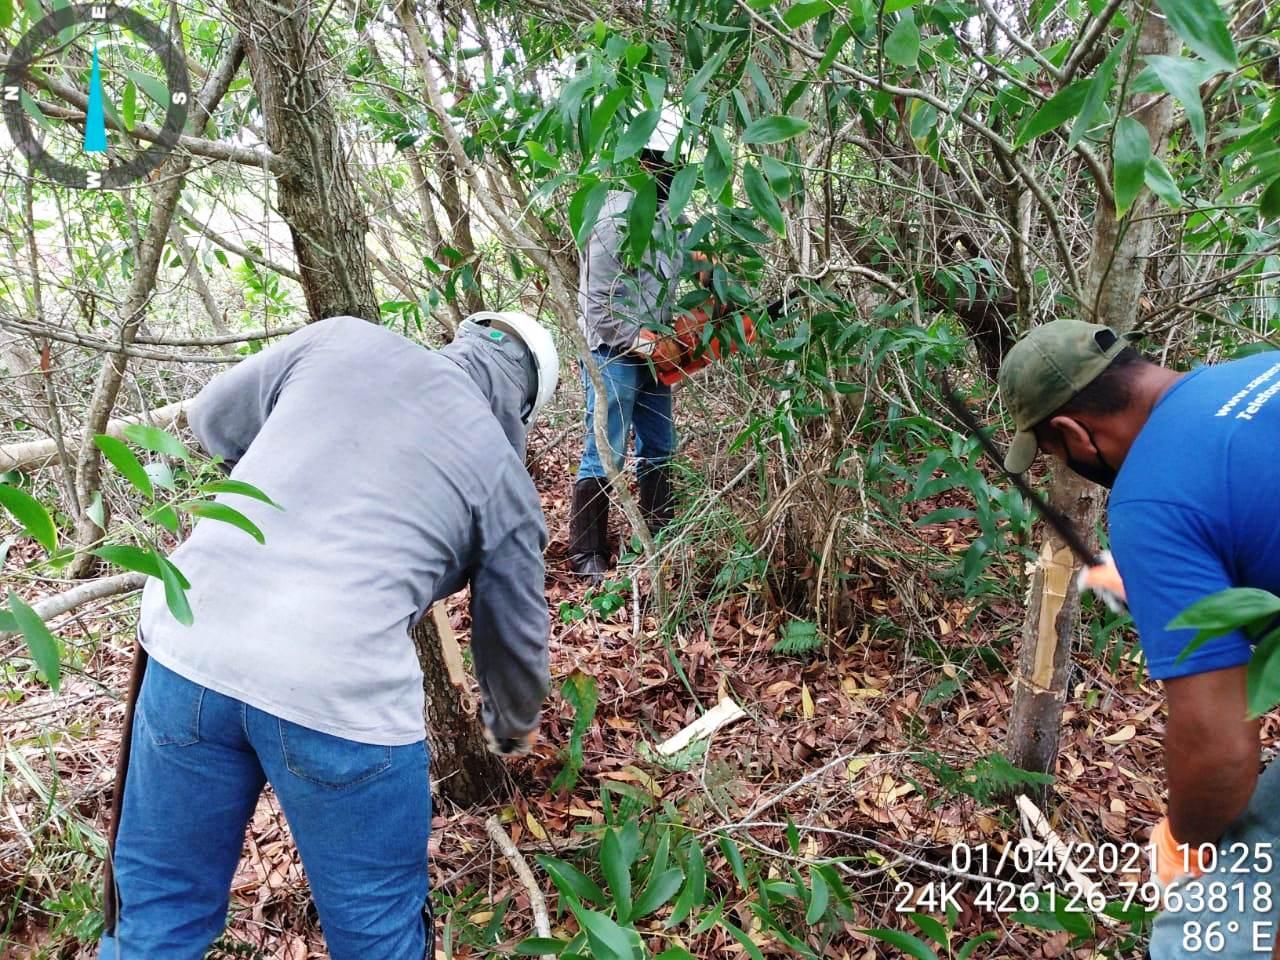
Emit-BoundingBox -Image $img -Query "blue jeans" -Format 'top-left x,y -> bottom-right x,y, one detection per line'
1149,760 -> 1280,958
99,659 -> 432,960
577,347 -> 676,481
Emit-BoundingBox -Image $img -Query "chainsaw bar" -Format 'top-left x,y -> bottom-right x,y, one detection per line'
936,373 -> 1103,568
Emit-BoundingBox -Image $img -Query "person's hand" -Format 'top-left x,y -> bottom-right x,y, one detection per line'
1150,816 -> 1213,887
652,335 -> 684,371
633,330 -> 685,373
1077,550 -> 1127,614
484,727 -> 538,758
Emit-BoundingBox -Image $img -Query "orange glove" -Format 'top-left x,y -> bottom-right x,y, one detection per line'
1151,817 -> 1213,887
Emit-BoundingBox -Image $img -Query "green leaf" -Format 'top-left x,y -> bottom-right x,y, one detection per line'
743,162 -> 786,236
666,164 -> 698,224
536,855 -> 607,907
667,842 -> 705,927
884,12 -> 920,68
145,461 -> 176,492
601,827 -> 634,923
805,868 -> 830,924
86,490 -> 105,531
1112,116 -> 1151,217
863,928 -> 938,960
741,114 -> 809,145
1146,55 -> 1210,150
772,619 -> 823,654
95,435 -> 154,500
524,140 -> 557,170
122,78 -> 136,130
146,504 -> 180,533
616,109 -> 661,162
782,0 -> 832,29
181,501 -> 265,544
1144,155 -> 1182,207
626,178 -> 658,264
703,127 -> 733,200
515,939 -> 570,956
20,90 -> 54,133
569,181 -> 609,249
0,483 -> 57,552
1155,0 -> 1237,72
124,69 -> 171,109
656,950 -> 698,960
1068,39 -> 1124,148
719,835 -> 748,889
158,557 -> 193,626
92,545 -> 164,578
1168,588 -> 1280,633
589,88 -> 628,154
1247,631 -> 1280,717
199,479 -> 283,509
721,921 -> 766,960
573,905 -> 641,960
909,912 -> 948,946
914,506 -> 975,526
0,610 -> 16,632
1014,80 -> 1090,147
632,868 -> 684,919
7,591 -> 59,690
1261,178 -> 1280,221
957,932 -> 999,959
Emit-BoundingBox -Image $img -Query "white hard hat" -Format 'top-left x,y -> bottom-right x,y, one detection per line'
644,106 -> 685,157
463,311 -> 559,425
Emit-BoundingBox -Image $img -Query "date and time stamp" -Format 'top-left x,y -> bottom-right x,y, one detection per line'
895,841 -> 1279,952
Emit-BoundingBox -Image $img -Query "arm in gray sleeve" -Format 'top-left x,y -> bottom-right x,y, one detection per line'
187,321 -> 324,465
469,496 -> 550,740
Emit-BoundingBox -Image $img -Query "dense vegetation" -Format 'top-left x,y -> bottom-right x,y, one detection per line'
2,0 -> 1278,956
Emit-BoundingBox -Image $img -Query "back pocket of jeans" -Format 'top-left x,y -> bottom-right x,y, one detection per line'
139,661 -> 203,747
278,720 -> 392,789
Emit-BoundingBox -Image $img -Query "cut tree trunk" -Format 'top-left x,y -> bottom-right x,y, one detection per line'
1007,470 -> 1104,776
1006,6 -> 1178,777
411,612 -> 508,806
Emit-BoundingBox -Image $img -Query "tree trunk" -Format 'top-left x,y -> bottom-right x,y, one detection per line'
411,612 -> 508,806
226,0 -> 379,323
1006,6 -> 1178,775
228,1 -> 502,803
1007,470 -> 1104,776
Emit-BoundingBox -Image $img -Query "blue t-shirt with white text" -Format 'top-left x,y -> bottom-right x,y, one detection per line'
1109,351 -> 1280,680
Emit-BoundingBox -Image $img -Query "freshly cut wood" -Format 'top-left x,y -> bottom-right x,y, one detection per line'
0,399 -> 191,473
656,697 -> 746,756
431,602 -> 467,688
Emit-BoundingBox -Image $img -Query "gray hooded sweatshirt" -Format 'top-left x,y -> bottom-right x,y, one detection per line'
137,315 -> 550,746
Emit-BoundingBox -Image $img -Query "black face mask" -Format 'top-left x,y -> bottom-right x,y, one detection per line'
1065,424 -> 1118,489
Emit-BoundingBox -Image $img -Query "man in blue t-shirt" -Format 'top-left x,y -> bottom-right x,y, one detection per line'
998,319 -> 1280,960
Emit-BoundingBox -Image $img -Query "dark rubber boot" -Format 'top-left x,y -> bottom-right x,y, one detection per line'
569,477 -> 611,583
638,464 -> 675,534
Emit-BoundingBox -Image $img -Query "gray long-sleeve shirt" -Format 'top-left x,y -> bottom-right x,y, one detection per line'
138,316 -> 550,746
577,189 -> 687,351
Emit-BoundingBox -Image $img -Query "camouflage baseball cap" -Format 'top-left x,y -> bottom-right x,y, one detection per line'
997,319 -> 1130,473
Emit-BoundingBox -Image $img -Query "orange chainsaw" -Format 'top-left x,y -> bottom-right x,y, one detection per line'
939,374 -> 1127,614
635,299 -> 760,386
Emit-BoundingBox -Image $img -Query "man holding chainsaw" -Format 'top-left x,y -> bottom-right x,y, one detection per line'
998,319 -> 1280,960
568,116 -> 702,582
100,312 -> 557,960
